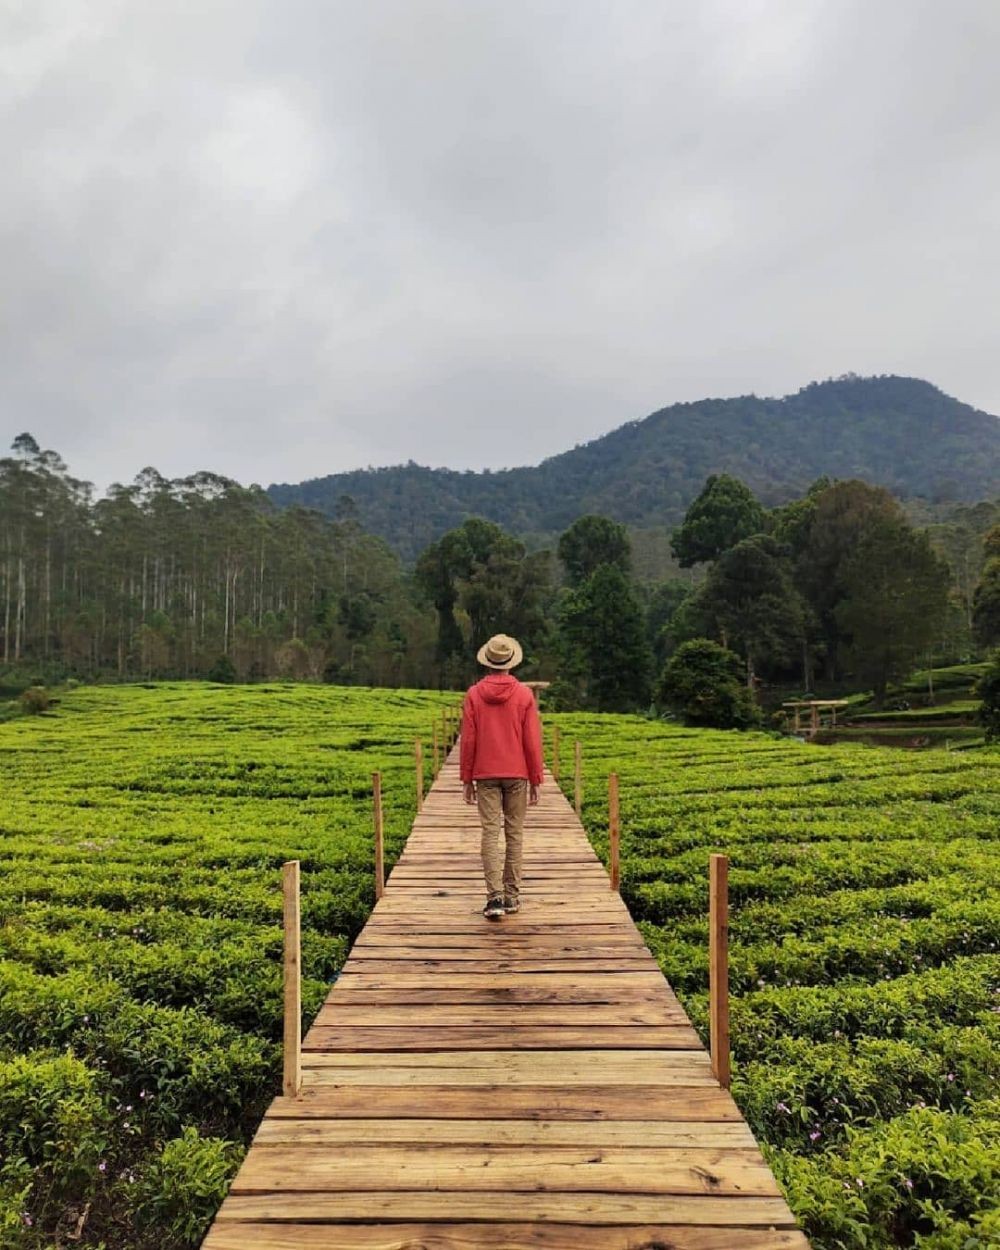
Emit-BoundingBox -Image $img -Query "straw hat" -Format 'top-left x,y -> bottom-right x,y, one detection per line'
476,633 -> 524,671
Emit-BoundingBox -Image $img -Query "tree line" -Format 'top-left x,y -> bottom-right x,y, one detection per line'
1,434 -> 997,707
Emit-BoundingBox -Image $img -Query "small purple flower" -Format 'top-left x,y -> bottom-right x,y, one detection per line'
809,1131 -> 821,1141
776,1101 -> 790,1114
98,1161 -> 106,1173
856,1177 -> 864,1189
904,1179 -> 914,1190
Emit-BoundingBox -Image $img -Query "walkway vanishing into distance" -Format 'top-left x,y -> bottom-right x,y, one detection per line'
202,750 -> 809,1250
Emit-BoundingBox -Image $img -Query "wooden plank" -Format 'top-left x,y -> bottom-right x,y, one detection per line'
301,1066 -> 716,1088
266,1085 -> 742,1120
312,1004 -> 686,1026
229,1145 -> 781,1196
200,752 -> 808,1250
302,1026 -> 702,1051
324,986 -> 675,1006
213,1193 -> 798,1226
204,1224 -> 811,1250
299,1049 -> 705,1069
252,1118 -> 758,1148
281,861 -> 300,1098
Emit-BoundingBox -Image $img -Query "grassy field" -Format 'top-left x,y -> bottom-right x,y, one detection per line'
0,682 -> 453,1249
2,685 -> 998,1249
550,713 -> 1000,1249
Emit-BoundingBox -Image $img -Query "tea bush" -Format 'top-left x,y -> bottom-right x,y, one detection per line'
0,681 -> 454,1248
549,712 -> 1000,1249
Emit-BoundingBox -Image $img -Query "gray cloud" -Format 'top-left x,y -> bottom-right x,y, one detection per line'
2,0 -> 999,493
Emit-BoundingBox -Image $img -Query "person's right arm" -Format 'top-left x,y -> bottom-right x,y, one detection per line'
522,692 -> 543,801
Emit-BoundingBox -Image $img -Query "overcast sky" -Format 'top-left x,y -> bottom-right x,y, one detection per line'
3,1 -> 999,494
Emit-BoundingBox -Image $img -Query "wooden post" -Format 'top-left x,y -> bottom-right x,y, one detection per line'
415,738 -> 424,812
552,724 -> 560,783
432,723 -> 439,775
810,703 -> 819,737
793,705 -> 801,733
441,708 -> 448,753
709,853 -> 731,1089
574,739 -> 582,818
608,772 -> 620,892
282,860 -> 301,1098
372,772 -> 384,900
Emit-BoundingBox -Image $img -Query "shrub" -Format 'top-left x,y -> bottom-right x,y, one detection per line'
17,686 -> 49,715
205,656 -> 236,684
134,1127 -> 243,1248
657,637 -> 761,729
975,649 -> 1000,742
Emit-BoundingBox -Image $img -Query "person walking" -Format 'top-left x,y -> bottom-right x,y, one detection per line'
460,633 -> 544,920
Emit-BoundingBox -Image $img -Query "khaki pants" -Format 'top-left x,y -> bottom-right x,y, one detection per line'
476,778 -> 527,901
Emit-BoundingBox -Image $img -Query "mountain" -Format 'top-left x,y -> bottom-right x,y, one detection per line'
267,375 -> 1000,563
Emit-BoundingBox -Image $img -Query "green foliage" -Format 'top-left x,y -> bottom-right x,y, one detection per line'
415,517 -> 551,675
134,1127 -> 243,1248
657,638 -> 761,728
975,650 -> 1000,742
268,376 -> 1000,562
836,521 -> 951,702
543,709 -> 1000,1249
16,686 -> 49,714
206,655 -> 236,684
0,682 -> 455,1247
697,534 -> 806,677
557,563 -> 651,711
670,473 -> 767,567
972,557 -> 1000,647
557,514 -> 631,585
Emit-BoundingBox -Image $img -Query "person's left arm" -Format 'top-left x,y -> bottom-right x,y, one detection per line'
460,690 -> 477,803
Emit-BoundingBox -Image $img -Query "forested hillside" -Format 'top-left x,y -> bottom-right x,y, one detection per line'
269,375 -> 1000,562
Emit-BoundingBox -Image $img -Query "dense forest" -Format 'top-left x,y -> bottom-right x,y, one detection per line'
2,431 -> 998,708
269,375 -> 1000,562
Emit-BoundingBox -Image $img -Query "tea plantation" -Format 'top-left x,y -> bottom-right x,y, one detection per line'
551,714 -> 1000,1249
2,686 -> 998,1248
0,682 -> 453,1248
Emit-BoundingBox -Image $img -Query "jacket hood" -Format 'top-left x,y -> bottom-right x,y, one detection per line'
477,673 -> 519,704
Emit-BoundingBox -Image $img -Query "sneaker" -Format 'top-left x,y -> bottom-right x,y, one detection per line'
503,897 -> 520,914
483,896 -> 504,920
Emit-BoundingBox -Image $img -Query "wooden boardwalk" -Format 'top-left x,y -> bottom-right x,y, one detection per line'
203,751 -> 809,1250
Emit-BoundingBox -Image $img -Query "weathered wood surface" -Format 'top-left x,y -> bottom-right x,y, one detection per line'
203,750 -> 808,1250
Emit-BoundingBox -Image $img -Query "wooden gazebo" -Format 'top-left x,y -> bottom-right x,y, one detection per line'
782,699 -> 849,737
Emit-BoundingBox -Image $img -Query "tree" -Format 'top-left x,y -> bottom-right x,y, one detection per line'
557,516 -> 631,586
644,580 -> 691,669
657,638 -> 761,729
835,520 -> 951,703
797,480 -> 904,680
697,535 -> 805,685
972,559 -> 1000,649
557,563 -> 651,712
975,650 -> 1000,742
972,527 -> 1000,649
416,519 -> 552,678
670,475 -> 766,568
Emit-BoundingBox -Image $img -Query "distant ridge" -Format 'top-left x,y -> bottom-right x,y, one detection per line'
267,375 -> 1000,562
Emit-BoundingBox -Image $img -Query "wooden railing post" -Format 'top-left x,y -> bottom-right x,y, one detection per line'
552,724 -> 560,783
574,740 -> 582,818
282,860 -> 301,1098
608,772 -> 620,892
373,771 -> 384,900
415,738 -> 424,811
709,853 -> 731,1089
432,723 -> 440,775
441,708 -> 448,754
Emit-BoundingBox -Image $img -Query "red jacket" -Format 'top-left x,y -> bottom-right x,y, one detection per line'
460,674 -> 544,786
